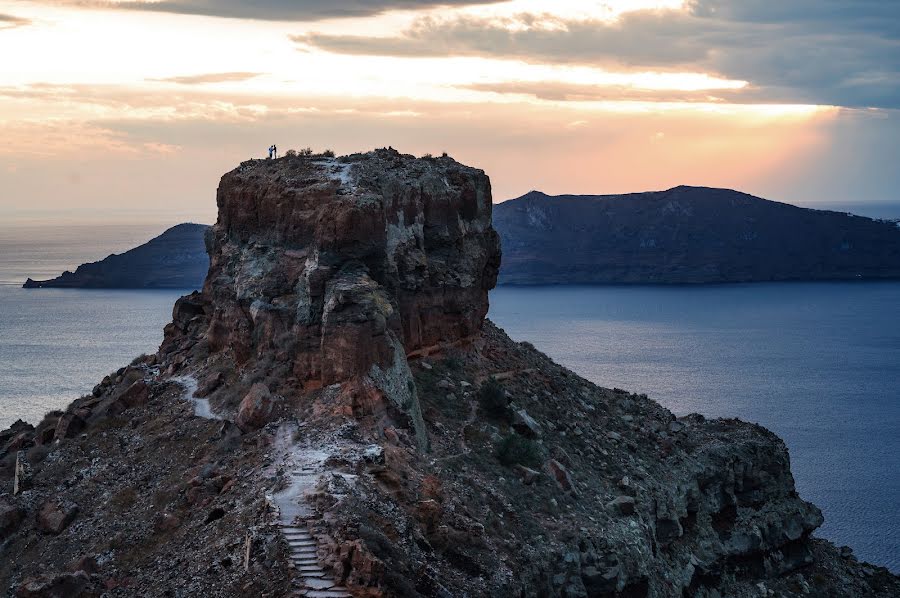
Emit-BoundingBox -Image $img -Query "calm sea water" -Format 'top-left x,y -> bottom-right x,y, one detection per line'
0,224 -> 188,429
490,284 -> 900,572
0,224 -> 897,572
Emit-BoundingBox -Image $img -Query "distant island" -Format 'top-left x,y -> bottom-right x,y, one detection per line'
23,188 -> 900,289
23,223 -> 209,289
494,186 -> 900,285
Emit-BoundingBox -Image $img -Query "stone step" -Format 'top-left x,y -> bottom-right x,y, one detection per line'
293,558 -> 320,566
303,578 -> 336,590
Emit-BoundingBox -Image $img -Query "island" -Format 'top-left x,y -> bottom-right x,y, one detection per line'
23,223 -> 209,289
494,186 -> 900,285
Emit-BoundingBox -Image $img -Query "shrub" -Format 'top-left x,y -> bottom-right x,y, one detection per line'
286,149 -> 298,157
322,149 -> 335,158
477,377 -> 508,419
496,433 -> 541,467
422,153 -> 434,159
299,147 -> 313,156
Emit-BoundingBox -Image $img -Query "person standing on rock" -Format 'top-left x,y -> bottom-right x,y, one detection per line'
273,144 -> 277,159
267,145 -> 274,159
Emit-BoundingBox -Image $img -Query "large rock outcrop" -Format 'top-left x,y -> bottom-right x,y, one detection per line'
169,149 -> 500,447
2,150 -> 898,598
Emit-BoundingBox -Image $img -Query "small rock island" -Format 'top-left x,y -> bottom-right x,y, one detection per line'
2,149 -> 897,597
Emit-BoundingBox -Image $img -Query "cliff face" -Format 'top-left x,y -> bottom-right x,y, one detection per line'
495,187 -> 900,284
23,223 -> 209,289
187,149 -> 500,448
1,151 -> 898,598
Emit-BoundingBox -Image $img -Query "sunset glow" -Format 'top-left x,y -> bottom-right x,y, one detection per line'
0,0 -> 897,222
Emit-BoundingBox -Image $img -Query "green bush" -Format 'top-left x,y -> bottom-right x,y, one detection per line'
496,433 -> 541,467
477,377 -> 508,419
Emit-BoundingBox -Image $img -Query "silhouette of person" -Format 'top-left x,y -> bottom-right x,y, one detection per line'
267,145 -> 273,159
273,144 -> 277,159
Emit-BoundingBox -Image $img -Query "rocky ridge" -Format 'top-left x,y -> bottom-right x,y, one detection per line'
2,149 -> 898,597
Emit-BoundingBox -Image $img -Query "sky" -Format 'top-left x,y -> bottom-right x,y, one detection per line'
0,0 -> 898,224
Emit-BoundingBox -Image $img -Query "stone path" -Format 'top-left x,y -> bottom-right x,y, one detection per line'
269,425 -> 351,598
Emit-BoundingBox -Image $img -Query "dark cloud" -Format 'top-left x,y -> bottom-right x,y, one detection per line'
297,2 -> 900,109
55,0 -> 504,21
151,72 -> 264,84
0,14 -> 31,30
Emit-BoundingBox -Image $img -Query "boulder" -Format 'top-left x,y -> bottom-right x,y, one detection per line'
0,497 -> 24,539
118,380 -> 150,409
37,499 -> 79,534
54,413 -> 86,440
512,409 -> 542,438
236,384 -> 275,431
15,571 -> 95,598
547,459 -> 575,492
608,495 -> 636,516
14,450 -> 31,494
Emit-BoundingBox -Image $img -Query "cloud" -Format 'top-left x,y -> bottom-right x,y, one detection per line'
151,72 -> 264,85
51,0 -> 504,21
296,2 -> 900,109
0,14 -> 31,30
459,81 -> 753,104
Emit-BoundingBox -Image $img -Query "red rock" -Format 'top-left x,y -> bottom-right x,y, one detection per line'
153,512 -> 180,533
547,459 -> 575,492
166,150 -> 500,451
236,383 -> 274,431
0,497 -> 24,539
69,556 -> 100,575
15,572 -> 95,598
119,380 -> 150,408
36,499 -> 79,534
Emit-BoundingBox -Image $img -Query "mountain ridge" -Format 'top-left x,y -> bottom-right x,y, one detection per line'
494,186 -> 900,285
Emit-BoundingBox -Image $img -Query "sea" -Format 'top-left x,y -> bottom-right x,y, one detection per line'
0,223 -> 897,572
491,284 -> 899,573
0,224 -> 187,429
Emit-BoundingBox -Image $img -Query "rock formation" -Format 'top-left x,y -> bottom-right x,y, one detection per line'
169,149 -> 500,449
1,150 -> 897,597
495,187 -> 900,284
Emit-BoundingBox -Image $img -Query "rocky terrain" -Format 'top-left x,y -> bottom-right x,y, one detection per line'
23,223 -> 208,289
2,149 -> 898,597
495,187 -> 900,284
